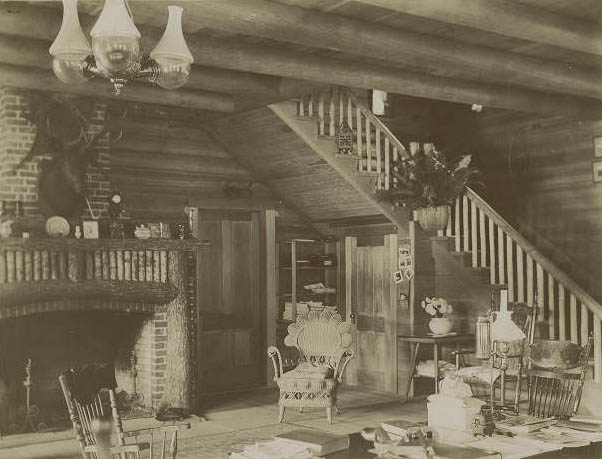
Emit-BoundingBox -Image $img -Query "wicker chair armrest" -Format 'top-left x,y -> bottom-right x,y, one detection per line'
123,423 -> 191,438
334,350 -> 354,382
267,345 -> 284,380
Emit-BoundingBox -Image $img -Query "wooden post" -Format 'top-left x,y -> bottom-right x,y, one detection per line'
471,200 -> 478,267
263,210 -> 277,386
384,233 -> 398,394
455,197 -> 461,252
594,317 -> 601,383
581,304 -> 589,347
488,218 -> 495,284
479,209 -> 486,266
547,273 -> 555,339
462,196 -> 469,252
559,284 -> 566,341
570,294 -> 578,344
506,235 -> 514,301
162,250 -> 191,410
517,246 -> 524,302
497,227 -> 505,285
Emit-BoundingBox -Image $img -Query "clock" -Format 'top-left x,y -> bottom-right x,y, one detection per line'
110,192 -> 122,204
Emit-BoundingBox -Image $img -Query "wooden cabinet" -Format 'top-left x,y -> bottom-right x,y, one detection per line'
277,239 -> 342,341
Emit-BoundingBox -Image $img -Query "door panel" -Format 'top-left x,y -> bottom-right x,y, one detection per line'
196,212 -> 264,393
345,235 -> 398,393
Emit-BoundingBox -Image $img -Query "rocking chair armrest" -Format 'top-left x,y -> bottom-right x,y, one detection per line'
123,423 -> 191,438
267,345 -> 284,380
335,350 -> 355,382
85,444 -> 143,453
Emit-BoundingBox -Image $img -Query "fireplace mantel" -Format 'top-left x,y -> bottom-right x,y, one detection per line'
0,237 -> 208,311
0,237 -> 207,411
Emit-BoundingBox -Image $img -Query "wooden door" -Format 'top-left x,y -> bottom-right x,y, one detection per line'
345,234 -> 398,393
196,211 -> 265,393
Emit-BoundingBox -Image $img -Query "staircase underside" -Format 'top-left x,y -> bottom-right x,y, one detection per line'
208,106 -> 401,233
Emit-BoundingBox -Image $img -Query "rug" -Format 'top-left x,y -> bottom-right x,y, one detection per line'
178,423 -> 296,459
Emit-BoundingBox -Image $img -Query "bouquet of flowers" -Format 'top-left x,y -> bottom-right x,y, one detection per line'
421,297 -> 453,318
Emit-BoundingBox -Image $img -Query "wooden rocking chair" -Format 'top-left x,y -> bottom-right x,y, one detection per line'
526,336 -> 593,419
267,310 -> 354,424
59,363 -> 190,459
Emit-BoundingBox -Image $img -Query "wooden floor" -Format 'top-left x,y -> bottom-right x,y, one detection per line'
1,387 -> 427,458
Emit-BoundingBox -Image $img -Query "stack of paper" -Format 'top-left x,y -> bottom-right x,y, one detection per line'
230,438 -> 317,459
282,302 -> 310,321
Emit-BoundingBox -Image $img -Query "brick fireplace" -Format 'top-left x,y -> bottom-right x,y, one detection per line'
0,86 -> 200,435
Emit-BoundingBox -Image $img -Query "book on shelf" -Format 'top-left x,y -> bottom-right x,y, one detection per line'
275,429 -> 350,456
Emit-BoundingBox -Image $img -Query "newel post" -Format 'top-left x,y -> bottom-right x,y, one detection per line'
161,250 -> 191,410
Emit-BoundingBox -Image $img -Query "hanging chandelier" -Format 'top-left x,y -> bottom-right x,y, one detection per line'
49,0 -> 194,95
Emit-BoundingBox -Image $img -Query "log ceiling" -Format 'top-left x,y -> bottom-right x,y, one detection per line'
0,0 -> 600,116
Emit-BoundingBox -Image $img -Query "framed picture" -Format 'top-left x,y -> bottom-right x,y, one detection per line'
82,220 -> 99,239
148,222 -> 171,239
594,136 -> 602,158
593,161 -> 602,183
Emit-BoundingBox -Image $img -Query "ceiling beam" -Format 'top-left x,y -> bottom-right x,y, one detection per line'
1,5 -> 601,115
188,36 -> 602,117
0,63 -> 235,112
0,32 -> 313,102
354,0 -> 602,57
180,0 -> 602,101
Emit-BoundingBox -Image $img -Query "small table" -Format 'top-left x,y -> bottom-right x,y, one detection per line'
398,330 -> 474,397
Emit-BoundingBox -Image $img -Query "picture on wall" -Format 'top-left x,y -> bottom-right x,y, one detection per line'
594,136 -> 602,158
593,161 -> 602,183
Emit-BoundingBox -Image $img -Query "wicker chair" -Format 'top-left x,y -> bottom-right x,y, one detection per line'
267,310 -> 354,424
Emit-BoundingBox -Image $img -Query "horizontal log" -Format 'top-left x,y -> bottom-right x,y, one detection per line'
183,0 -> 602,100
0,30 -> 312,99
0,238 -> 209,251
111,150 -> 253,178
116,135 -> 233,159
0,63 -> 234,112
0,280 -> 177,306
196,37 -> 602,117
357,0 -> 602,56
2,6 -> 601,114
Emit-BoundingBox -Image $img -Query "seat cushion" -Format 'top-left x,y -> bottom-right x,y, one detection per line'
456,366 -> 519,384
281,362 -> 334,380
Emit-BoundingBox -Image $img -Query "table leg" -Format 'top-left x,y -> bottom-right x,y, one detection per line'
405,342 -> 420,400
433,343 -> 439,394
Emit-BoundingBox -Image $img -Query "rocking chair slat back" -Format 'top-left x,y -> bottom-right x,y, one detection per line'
526,336 -> 592,420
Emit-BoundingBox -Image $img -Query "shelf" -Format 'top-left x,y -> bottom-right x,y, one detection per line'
282,292 -> 335,296
279,265 -> 337,270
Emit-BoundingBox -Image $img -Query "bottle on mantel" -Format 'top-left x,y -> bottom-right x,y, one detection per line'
0,200 -> 14,238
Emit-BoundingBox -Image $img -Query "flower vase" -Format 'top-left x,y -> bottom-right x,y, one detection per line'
414,205 -> 449,232
429,317 -> 453,335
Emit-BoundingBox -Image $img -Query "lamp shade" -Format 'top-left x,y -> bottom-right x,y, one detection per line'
49,0 -> 91,58
90,0 -> 141,74
90,0 -> 141,39
491,310 -> 526,342
150,6 -> 193,65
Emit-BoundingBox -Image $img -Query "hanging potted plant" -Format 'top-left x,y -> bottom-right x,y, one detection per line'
380,147 -> 482,231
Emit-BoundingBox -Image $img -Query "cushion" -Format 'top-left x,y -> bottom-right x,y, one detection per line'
456,365 -> 519,384
281,362 -> 334,380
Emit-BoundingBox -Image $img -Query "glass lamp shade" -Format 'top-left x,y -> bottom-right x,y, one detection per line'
52,57 -> 89,84
491,310 -> 526,342
90,0 -> 141,74
155,59 -> 191,90
151,6 -> 193,89
49,0 -> 92,83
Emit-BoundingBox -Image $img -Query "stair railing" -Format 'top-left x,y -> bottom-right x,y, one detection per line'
296,86 -> 409,191
449,187 -> 602,382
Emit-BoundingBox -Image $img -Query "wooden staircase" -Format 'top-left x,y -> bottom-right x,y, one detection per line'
270,86 -> 602,384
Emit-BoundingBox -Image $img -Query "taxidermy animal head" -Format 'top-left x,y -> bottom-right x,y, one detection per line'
14,93 -> 126,218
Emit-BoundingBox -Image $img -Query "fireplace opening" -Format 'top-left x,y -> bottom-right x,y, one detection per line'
0,310 -> 154,435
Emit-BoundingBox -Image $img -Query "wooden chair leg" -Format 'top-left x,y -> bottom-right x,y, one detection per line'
169,430 -> 177,459
299,407 -> 303,413
335,405 -> 341,415
326,407 -> 332,425
278,405 -> 285,423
